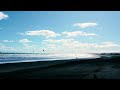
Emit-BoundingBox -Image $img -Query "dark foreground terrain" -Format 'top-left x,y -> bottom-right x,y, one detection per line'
0,55 -> 120,79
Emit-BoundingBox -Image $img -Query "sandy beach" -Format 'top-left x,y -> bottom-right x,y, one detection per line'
0,55 -> 120,79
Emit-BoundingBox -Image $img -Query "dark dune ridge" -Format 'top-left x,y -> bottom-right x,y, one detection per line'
0,55 -> 120,79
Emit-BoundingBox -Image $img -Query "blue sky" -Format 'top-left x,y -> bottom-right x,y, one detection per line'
0,11 -> 120,53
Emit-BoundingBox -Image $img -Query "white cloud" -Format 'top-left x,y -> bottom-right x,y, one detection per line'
19,39 -> 32,43
63,41 -> 119,49
25,30 -> 60,38
0,42 -> 37,53
17,32 -> 25,36
43,39 -> 120,53
43,39 -> 74,43
0,43 -> 16,52
0,43 -> 34,53
96,42 -> 119,48
22,43 -> 36,48
46,44 -> 57,48
62,31 -> 97,37
0,12 -> 8,20
73,22 -> 97,28
102,42 -> 116,45
43,39 -> 79,53
2,40 -> 14,42
19,39 -> 36,49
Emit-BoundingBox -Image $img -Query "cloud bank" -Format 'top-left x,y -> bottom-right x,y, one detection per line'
73,22 -> 97,28
0,12 -> 8,20
62,31 -> 97,37
19,39 -> 32,43
25,30 -> 60,38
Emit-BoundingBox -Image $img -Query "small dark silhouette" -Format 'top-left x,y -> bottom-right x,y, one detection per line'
94,74 -> 97,79
43,50 -> 44,51
75,54 -> 77,59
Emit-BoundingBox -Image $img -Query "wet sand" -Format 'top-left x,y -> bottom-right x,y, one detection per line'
0,56 -> 120,79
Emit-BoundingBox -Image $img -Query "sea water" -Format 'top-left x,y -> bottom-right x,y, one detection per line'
0,53 -> 100,64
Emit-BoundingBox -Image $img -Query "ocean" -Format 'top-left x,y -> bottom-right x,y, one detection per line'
0,53 -> 120,79
0,53 -> 100,64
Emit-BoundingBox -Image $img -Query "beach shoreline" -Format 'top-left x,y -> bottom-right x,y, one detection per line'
0,56 -> 120,79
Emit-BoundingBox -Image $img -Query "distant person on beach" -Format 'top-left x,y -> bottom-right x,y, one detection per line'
94,74 -> 97,79
75,54 -> 77,59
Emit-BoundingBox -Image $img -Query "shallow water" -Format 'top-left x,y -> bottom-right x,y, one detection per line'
0,53 -> 100,64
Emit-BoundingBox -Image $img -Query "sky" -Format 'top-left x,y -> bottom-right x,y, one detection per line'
0,11 -> 120,54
